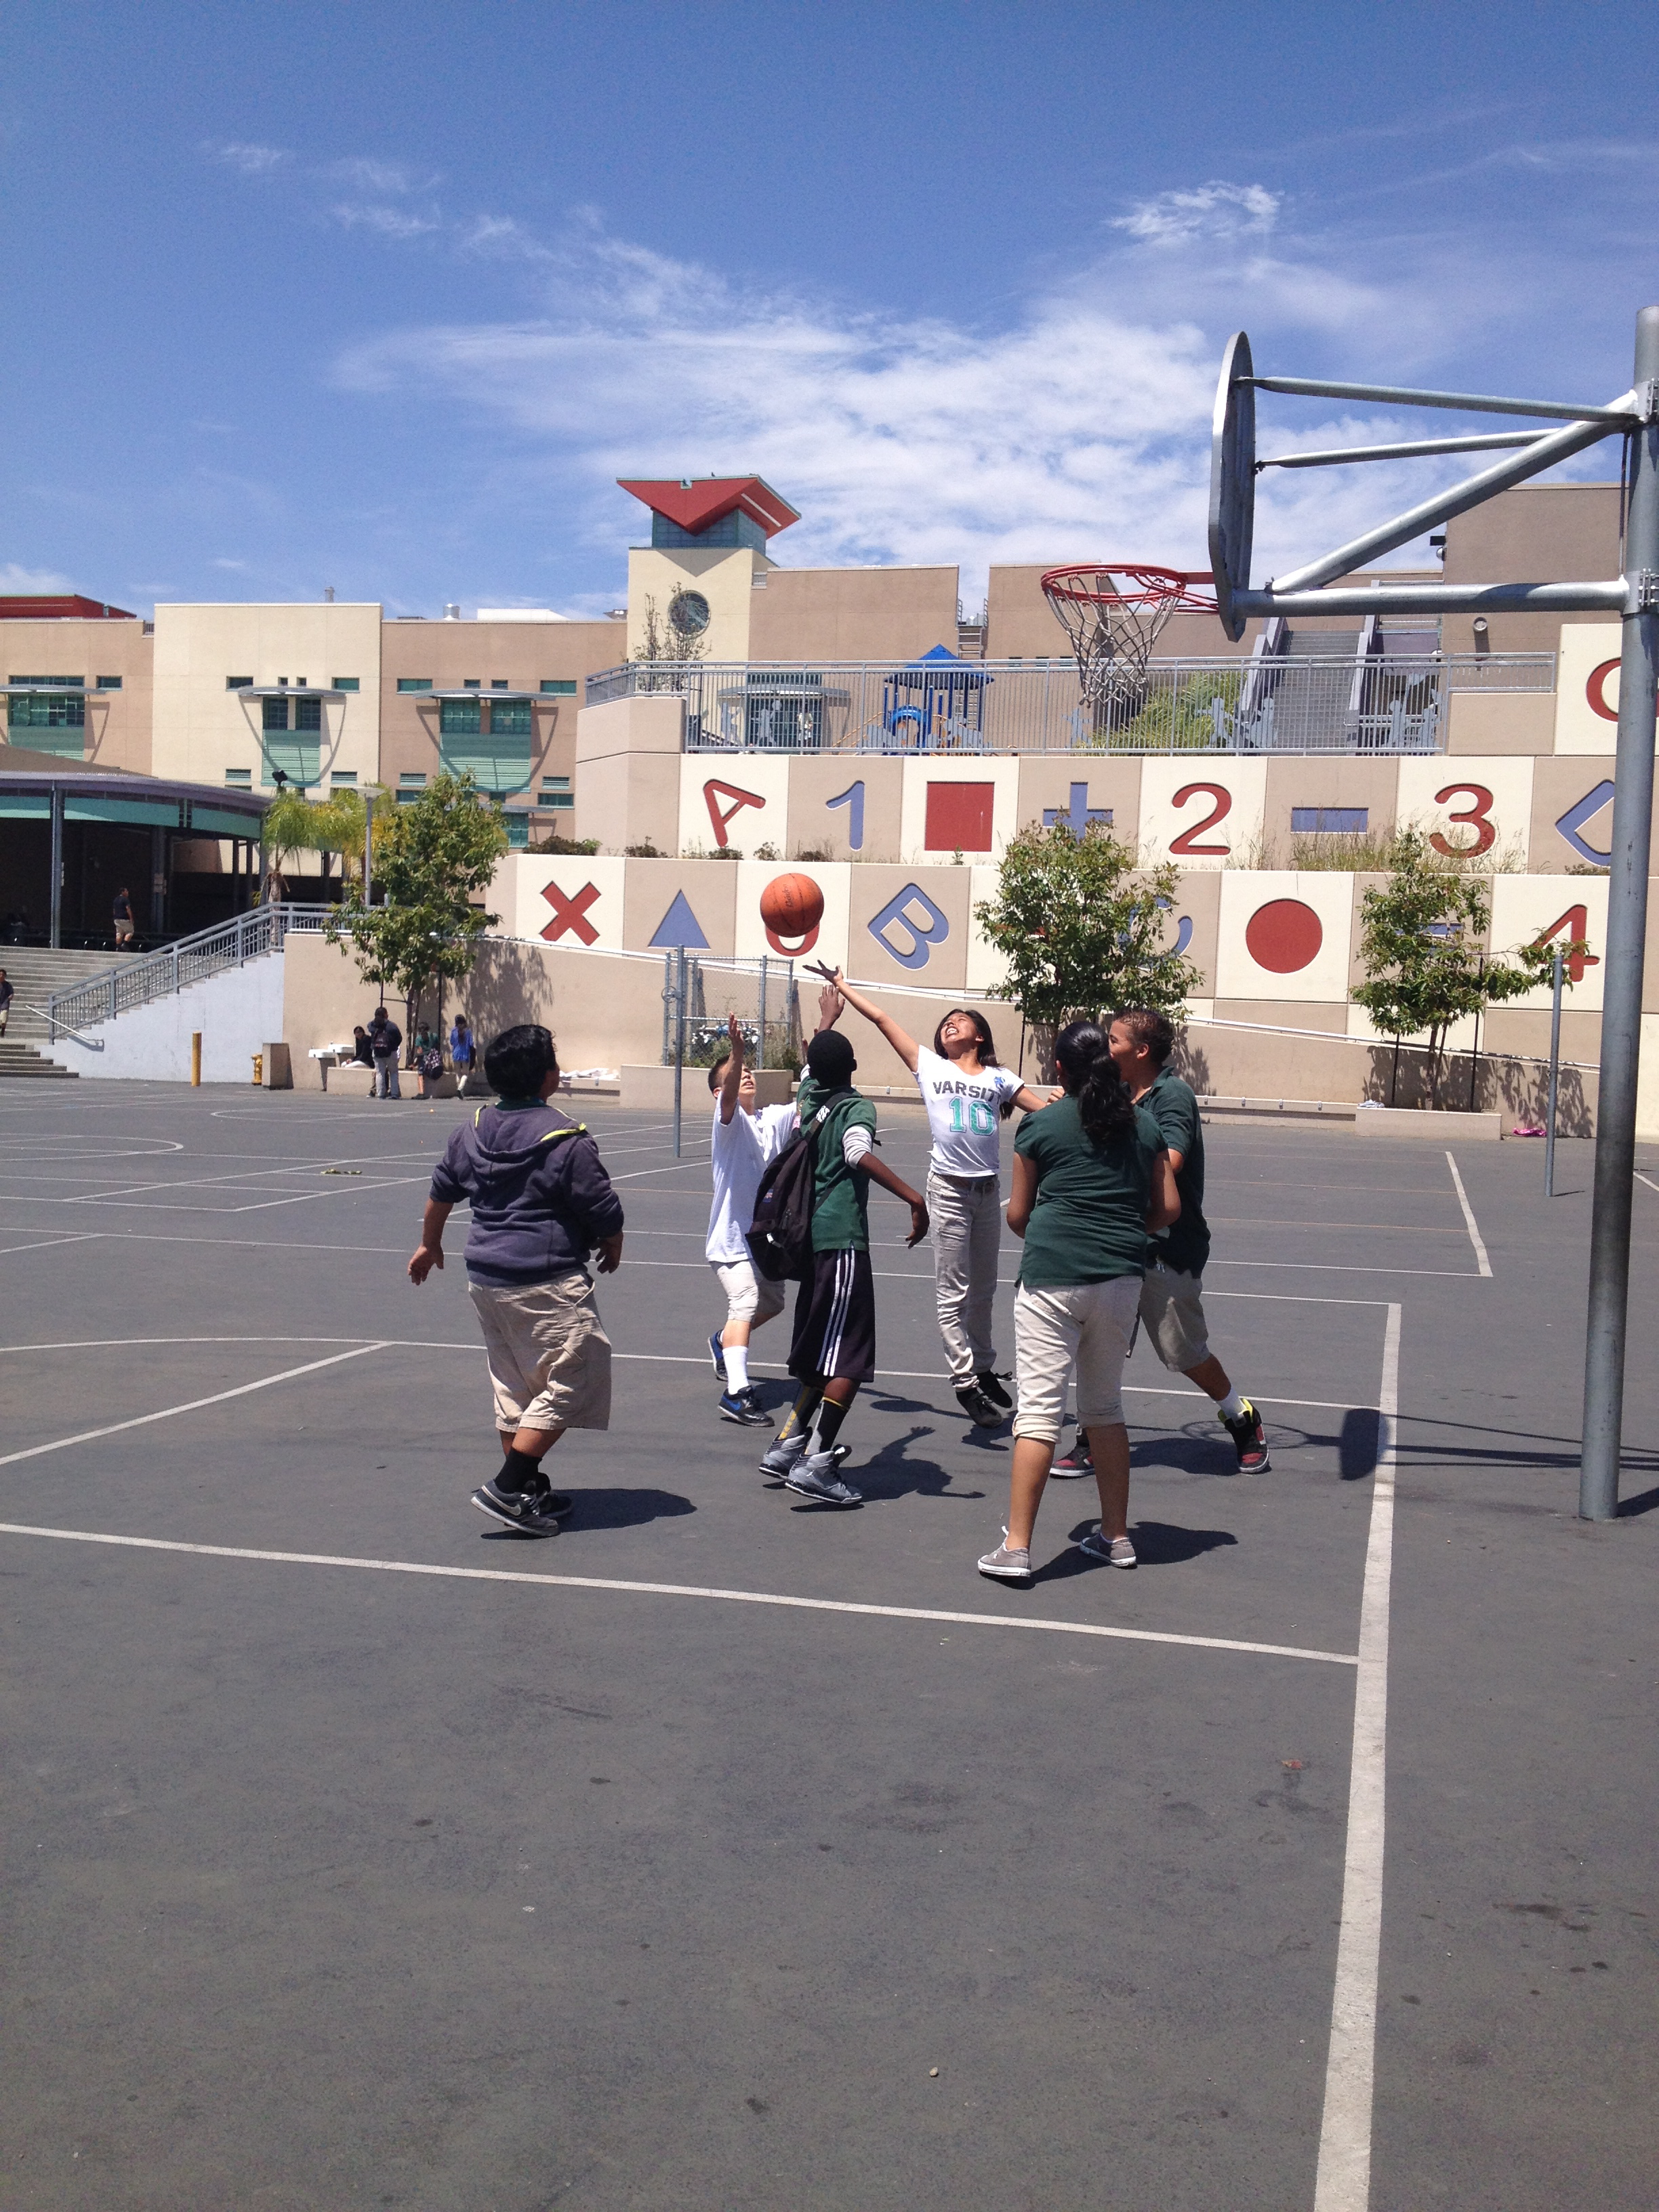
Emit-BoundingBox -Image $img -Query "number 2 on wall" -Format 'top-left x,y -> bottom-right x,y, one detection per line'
1431,783 -> 1496,858
1168,781 -> 1232,856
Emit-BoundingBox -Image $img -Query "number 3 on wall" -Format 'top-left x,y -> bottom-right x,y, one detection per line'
1169,781 -> 1232,856
1431,783 -> 1496,858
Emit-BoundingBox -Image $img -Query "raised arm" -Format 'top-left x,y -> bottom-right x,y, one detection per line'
717,1010 -> 745,1124
811,964 -> 920,1073
1008,1083 -> 1061,1114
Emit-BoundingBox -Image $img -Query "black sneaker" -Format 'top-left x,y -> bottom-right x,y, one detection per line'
1051,1433 -> 1093,1477
759,1432 -> 808,1485
974,1369 -> 1013,1409
719,1387 -> 773,1428
708,1330 -> 726,1380
470,1479 -> 573,1535
955,1382 -> 1006,1429
1218,1398 -> 1270,1474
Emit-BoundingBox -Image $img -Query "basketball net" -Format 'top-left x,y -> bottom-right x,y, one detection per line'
1040,565 -> 1217,732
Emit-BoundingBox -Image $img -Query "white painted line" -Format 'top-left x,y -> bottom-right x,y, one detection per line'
0,1521 -> 1359,1665
1207,1259 -> 1483,1279
0,1232 -> 105,1258
1443,1151 -> 1493,1277
1313,1299 -> 1400,2212
1635,1171 -> 1659,1197
0,1345 -> 388,1469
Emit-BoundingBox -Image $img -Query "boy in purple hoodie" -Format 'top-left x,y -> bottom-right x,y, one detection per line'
408,1024 -> 624,1536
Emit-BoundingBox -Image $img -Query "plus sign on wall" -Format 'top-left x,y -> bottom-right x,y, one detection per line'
1042,782 -> 1113,835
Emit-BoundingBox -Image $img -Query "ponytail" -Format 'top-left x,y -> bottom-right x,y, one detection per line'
1053,1019 -> 1136,1144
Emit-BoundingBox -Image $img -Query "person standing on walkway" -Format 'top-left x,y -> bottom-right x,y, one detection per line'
367,1005 -> 402,1099
0,968 -> 12,1037
817,970 -> 1054,1428
977,1019 -> 1179,1584
408,1023 -> 622,1536
112,887 -> 136,947
451,1012 -> 478,1096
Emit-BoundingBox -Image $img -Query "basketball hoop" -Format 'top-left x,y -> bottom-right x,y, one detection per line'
1041,564 -> 1218,729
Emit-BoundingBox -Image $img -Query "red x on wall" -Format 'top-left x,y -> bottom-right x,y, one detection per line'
541,880 -> 600,945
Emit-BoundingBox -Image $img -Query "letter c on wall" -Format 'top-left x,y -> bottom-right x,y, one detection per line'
1586,659 -> 1620,722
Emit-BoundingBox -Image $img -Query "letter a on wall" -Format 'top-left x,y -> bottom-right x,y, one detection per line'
704,779 -> 766,850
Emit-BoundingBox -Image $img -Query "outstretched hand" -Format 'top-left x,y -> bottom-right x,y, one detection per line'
815,981 -> 844,1029
905,1201 -> 929,1249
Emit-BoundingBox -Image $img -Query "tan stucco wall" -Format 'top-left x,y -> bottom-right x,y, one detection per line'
1,618 -> 155,774
626,548 -> 760,662
747,567 -> 961,662
1441,485 -> 1622,656
151,603 -> 382,792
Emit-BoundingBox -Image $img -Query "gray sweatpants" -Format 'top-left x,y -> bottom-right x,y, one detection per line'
926,1169 -> 1002,1385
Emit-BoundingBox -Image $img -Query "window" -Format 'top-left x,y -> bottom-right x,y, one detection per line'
439,697 -> 482,735
263,697 -> 290,732
396,677 -> 432,693
332,676 -> 359,692
463,678 -> 482,690
539,776 -> 573,811
488,698 -> 531,737
540,678 -> 577,695
225,768 -> 253,788
491,678 -> 508,689
294,695 -> 323,733
226,676 -> 253,690
330,769 -> 358,787
96,674 -> 123,691
8,678 -> 85,733
397,772 -> 427,804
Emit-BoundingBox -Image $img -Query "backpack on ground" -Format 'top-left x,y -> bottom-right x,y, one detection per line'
746,1103 -> 834,1282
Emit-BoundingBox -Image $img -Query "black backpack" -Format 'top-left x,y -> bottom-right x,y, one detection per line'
746,1102 -> 834,1282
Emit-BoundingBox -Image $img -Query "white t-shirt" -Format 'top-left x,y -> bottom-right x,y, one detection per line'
914,1046 -> 1022,1177
706,1101 -> 798,1263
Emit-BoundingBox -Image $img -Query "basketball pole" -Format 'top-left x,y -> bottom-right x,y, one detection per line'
1578,307 -> 1659,1521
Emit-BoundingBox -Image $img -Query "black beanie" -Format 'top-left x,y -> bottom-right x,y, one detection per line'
806,1031 -> 857,1087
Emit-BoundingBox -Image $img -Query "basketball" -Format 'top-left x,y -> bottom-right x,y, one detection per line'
758,872 -> 824,938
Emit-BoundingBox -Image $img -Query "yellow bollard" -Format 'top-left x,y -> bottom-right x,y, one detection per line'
251,1052 -> 263,1086
191,1032 -> 202,1086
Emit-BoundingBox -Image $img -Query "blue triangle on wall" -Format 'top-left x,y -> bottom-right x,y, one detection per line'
648,889 -> 710,949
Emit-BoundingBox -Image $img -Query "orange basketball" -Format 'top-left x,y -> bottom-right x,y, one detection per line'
758,872 -> 825,937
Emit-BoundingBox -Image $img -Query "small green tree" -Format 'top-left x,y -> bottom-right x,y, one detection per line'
327,773 -> 508,1033
1351,827 -> 1565,1105
260,785 -> 372,899
973,822 -> 1202,1069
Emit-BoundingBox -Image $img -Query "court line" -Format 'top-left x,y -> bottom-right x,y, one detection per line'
0,1232 -> 106,1258
0,1346 -> 388,1469
1313,1299 -> 1400,2212
1635,1171 -> 1659,1197
0,1521 -> 1358,1666
1207,1259 -> 1482,1279
1443,1153 -> 1493,1278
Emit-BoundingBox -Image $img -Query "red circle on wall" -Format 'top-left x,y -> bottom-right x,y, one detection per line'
1246,898 -> 1324,974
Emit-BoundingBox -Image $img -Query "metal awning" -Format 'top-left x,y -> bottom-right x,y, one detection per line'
234,687 -> 349,699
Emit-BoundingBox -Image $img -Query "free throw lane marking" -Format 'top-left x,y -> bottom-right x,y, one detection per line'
1443,1151 -> 1492,1277
0,1345 -> 389,1469
1313,1300 -> 1401,2212
0,1521 -> 1358,1665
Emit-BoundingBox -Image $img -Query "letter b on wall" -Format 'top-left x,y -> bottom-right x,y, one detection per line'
867,882 -> 951,970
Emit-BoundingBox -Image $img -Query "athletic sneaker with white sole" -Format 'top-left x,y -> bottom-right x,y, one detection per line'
783,1446 -> 861,1507
1077,1527 -> 1136,1568
977,1541 -> 1032,1581
470,1480 -> 573,1536
708,1330 -> 726,1379
719,1387 -> 773,1427
758,1432 -> 808,1484
1219,1397 -> 1270,1473
1050,1433 -> 1094,1477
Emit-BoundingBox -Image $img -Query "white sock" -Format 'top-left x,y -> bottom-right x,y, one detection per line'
724,1343 -> 750,1392
1218,1389 -> 1245,1420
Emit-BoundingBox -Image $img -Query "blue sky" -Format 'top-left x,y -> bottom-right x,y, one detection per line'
5,1 -> 1658,619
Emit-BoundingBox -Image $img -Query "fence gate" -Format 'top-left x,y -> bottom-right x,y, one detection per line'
660,952 -> 804,1157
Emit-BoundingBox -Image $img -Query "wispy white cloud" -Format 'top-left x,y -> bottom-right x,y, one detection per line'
1113,181 -> 1282,247
331,202 -> 445,241
203,140 -> 292,177
0,560 -> 75,593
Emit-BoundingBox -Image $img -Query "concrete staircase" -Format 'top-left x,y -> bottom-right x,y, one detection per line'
0,947 -> 139,1078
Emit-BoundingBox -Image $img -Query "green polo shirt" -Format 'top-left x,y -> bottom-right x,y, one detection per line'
795,1075 -> 880,1253
1139,1065 -> 1210,1276
1013,1094 -> 1166,1288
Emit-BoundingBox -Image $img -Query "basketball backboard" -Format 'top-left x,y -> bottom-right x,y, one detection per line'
1207,330 -> 1256,642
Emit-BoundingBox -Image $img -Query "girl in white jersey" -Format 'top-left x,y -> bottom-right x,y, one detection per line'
818,967 -> 1054,1427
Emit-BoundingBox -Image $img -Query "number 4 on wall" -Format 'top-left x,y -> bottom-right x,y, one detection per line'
1532,903 -> 1600,983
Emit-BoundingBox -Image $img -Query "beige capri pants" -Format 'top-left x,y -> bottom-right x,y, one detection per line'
1012,1274 -> 1143,1444
469,1271 -> 613,1433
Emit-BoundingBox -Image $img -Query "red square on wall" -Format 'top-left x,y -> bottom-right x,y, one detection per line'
924,781 -> 995,852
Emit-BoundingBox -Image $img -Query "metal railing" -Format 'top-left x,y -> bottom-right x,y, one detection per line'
47,903 -> 335,1040
586,653 -> 1553,755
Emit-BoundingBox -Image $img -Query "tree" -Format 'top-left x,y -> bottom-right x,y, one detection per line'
260,785 -> 371,899
632,592 -> 708,668
326,773 -> 508,1034
972,822 -> 1202,1067
1350,828 -> 1567,1105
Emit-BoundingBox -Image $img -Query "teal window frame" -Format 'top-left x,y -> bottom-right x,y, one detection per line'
262,696 -> 290,732
488,698 -> 531,737
540,678 -> 577,695
224,768 -> 253,788
396,678 -> 432,693
439,697 -> 482,736
332,676 -> 360,692
96,674 -> 123,690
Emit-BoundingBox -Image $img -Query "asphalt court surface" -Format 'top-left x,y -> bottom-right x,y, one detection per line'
1,1081 -> 1655,2211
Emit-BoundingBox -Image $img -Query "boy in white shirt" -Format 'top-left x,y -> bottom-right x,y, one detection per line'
819,970 -> 1054,1428
705,990 -> 842,1427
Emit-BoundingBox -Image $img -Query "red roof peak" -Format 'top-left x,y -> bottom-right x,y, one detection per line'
0,594 -> 138,621
617,476 -> 800,538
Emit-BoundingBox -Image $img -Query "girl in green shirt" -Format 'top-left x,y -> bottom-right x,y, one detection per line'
978,1020 -> 1179,1582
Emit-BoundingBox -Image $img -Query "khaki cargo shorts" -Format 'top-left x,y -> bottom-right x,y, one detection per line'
469,1271 -> 612,1433
1139,1262 -> 1210,1372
